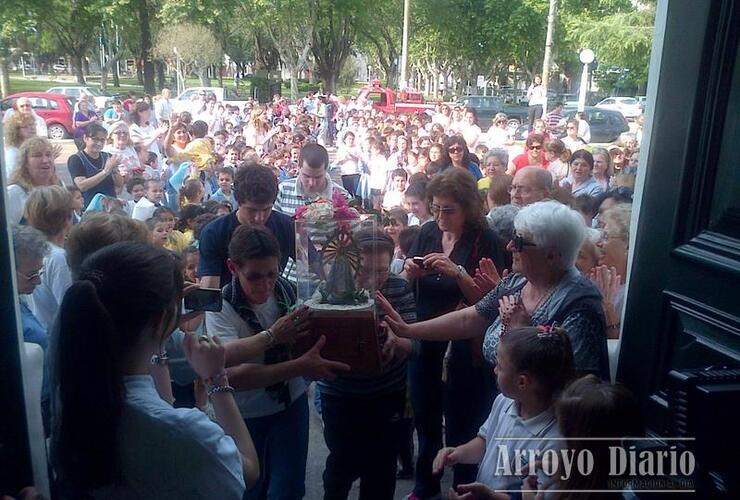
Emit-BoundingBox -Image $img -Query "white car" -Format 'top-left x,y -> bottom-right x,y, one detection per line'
173,87 -> 250,113
47,86 -> 111,111
595,97 -> 642,119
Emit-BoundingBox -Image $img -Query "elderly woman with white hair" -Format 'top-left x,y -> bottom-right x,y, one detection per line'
379,200 -> 609,379
103,121 -> 141,177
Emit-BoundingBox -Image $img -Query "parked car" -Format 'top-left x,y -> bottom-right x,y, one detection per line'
515,107 -> 629,144
173,87 -> 250,112
595,96 -> 642,120
46,86 -> 113,111
457,95 -> 529,129
1,92 -> 74,140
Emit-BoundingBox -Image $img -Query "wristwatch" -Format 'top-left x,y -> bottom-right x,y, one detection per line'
456,264 -> 468,279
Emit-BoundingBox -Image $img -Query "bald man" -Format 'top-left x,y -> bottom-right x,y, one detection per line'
510,166 -> 552,207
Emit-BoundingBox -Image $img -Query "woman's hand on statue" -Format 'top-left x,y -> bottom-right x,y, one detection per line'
424,253 -> 458,277
375,291 -> 412,338
297,336 -> 350,380
269,305 -> 310,344
499,294 -> 529,329
380,322 -> 411,366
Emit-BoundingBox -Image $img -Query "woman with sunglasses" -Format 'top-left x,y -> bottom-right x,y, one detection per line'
443,136 -> 482,180
104,121 -> 142,178
400,168 -> 502,498
562,119 -> 587,152
506,133 -> 549,175
484,113 -> 514,148
379,198 -> 610,391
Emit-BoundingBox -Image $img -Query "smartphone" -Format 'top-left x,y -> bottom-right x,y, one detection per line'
184,288 -> 222,312
412,256 -> 426,268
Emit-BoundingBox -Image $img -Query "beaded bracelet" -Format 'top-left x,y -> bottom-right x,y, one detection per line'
207,385 -> 235,397
150,351 -> 169,366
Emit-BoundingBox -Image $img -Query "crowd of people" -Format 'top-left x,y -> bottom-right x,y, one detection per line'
4,85 -> 643,500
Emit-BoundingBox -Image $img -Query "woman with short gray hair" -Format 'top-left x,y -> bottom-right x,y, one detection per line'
478,149 -> 509,191
379,200 -> 609,379
12,224 -> 51,420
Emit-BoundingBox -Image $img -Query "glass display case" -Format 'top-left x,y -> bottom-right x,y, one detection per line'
292,194 -> 382,374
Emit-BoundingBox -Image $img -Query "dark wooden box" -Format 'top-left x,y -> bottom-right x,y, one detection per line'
292,307 -> 381,375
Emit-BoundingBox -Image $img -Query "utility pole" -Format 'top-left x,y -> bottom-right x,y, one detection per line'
399,0 -> 410,89
541,0 -> 558,114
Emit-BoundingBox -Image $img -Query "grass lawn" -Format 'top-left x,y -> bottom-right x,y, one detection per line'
8,72 -> 367,100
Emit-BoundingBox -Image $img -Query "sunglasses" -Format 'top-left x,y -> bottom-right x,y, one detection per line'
529,145 -> 543,151
511,231 -> 537,252
448,146 -> 463,154
431,204 -> 458,215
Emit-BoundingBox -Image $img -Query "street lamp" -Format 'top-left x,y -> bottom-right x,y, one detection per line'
578,48 -> 595,112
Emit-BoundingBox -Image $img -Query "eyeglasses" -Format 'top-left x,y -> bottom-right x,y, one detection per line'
17,268 -> 44,281
566,126 -> 576,130
112,131 -> 129,136
448,147 -> 463,154
88,136 -> 106,143
431,204 -> 458,215
511,231 -> 537,252
529,145 -> 543,151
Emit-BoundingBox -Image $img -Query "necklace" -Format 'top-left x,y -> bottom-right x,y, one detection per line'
78,150 -> 107,173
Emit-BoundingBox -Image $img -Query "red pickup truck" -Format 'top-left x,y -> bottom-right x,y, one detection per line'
356,80 -> 436,115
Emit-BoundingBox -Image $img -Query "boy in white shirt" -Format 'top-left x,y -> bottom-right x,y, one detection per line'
132,179 -> 164,221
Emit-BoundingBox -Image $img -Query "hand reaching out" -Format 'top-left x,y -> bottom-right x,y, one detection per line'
433,447 -> 460,474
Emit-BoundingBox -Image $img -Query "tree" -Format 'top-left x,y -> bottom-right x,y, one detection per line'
356,0 -> 402,88
40,0 -> 101,84
573,5 -> 655,93
153,22 -> 223,86
248,0 -> 314,99
310,0 -> 364,94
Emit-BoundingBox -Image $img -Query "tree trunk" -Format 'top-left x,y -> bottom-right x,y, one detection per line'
83,58 -> 90,77
101,63 -> 109,92
217,65 -> 223,88
73,53 -> 86,84
198,67 -> 210,87
136,59 -> 144,85
0,59 -> 10,98
138,0 -> 156,94
156,61 -> 166,91
112,61 -> 120,87
290,71 -> 299,100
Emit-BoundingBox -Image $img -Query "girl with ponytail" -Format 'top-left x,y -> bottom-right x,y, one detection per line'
432,326 -> 576,499
51,241 -> 258,498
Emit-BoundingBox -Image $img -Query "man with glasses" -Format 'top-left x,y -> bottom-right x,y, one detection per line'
506,133 -> 549,175
509,166 -> 553,207
199,164 -> 297,289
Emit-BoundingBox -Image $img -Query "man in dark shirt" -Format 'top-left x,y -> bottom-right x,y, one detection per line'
199,164 -> 296,289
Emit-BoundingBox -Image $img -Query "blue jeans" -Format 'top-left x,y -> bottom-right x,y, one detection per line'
409,340 -> 448,498
244,393 -> 309,500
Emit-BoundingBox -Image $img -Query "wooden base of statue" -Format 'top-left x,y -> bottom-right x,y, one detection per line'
292,305 -> 381,375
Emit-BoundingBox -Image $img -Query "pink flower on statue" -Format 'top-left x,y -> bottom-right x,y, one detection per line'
294,205 -> 309,220
332,189 -> 348,208
334,206 -> 360,220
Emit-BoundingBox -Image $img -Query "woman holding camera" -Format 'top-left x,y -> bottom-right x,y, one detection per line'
401,168 -> 502,499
